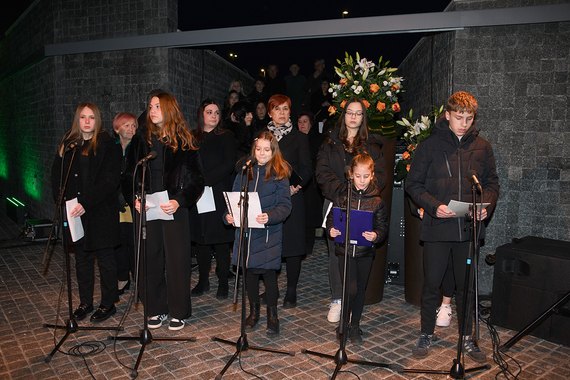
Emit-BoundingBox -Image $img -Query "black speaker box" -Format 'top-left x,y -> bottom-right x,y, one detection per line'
491,236 -> 570,346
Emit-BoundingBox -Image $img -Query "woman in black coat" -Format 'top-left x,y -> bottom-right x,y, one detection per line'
264,95 -> 312,308
315,97 -> 387,323
51,102 -> 122,323
123,92 -> 204,331
189,99 -> 237,299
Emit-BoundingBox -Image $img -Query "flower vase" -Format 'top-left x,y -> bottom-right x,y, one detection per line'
363,132 -> 397,305
367,115 -> 398,139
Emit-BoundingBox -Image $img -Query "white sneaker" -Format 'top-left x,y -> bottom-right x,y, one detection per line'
436,303 -> 452,327
327,299 -> 342,323
148,314 -> 168,329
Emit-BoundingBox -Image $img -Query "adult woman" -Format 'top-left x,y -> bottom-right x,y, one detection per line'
225,101 -> 255,160
51,102 -> 122,322
189,99 -> 237,299
123,92 -> 204,331
264,95 -> 312,308
252,100 -> 270,133
228,79 -> 246,98
222,90 -> 241,122
297,112 -> 324,257
113,112 -> 138,295
315,97 -> 387,323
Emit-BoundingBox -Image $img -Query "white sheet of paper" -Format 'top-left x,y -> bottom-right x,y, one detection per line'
196,186 -> 216,214
65,198 -> 84,242
447,200 -> 490,217
223,191 -> 264,229
145,191 -> 174,221
322,200 -> 333,228
319,121 -> 324,134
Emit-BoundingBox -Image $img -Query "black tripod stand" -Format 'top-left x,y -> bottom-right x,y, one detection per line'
213,165 -> 294,380
108,155 -> 196,379
403,181 -> 490,378
43,142 -> 122,363
303,175 -> 397,379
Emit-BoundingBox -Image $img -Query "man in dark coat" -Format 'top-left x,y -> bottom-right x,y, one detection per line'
405,91 -> 499,362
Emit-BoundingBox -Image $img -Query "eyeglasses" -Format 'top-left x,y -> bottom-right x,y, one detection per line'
346,111 -> 363,117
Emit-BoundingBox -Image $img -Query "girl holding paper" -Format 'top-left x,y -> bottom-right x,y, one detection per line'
123,92 -> 204,331
225,131 -> 292,336
51,102 -> 122,322
189,99 -> 237,299
326,153 -> 388,345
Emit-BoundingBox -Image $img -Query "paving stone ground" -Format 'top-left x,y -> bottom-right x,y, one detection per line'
0,204 -> 568,379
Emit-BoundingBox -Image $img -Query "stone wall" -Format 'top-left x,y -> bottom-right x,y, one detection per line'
0,0 -> 252,220
398,0 -> 570,294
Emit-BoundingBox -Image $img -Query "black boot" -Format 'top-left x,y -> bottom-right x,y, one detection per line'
191,279 -> 210,296
245,303 -> 260,332
283,289 -> 297,309
216,278 -> 228,299
266,306 -> 279,336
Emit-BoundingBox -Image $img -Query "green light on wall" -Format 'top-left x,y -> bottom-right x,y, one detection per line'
0,149 -> 7,179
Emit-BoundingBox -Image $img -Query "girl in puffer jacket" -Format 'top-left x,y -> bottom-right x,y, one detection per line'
226,131 -> 292,336
327,153 -> 388,345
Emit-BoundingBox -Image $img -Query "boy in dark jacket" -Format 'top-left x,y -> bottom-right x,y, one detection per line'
405,91 -> 499,362
327,153 -> 388,345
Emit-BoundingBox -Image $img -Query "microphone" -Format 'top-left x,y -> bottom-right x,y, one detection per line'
467,170 -> 482,193
344,165 -> 351,181
241,157 -> 257,171
138,151 -> 157,165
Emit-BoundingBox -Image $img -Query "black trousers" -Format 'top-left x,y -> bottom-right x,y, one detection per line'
115,221 -> 135,282
246,269 -> 278,307
194,243 -> 230,283
74,244 -> 118,308
141,208 -> 192,319
338,255 -> 373,327
421,241 -> 472,336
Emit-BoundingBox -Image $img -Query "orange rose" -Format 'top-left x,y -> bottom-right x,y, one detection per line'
392,102 -> 401,112
369,83 -> 380,93
340,100 -> 347,108
406,164 -> 411,172
402,151 -> 410,160
328,105 -> 337,116
408,144 -> 415,151
362,100 -> 370,108
376,102 -> 386,112
391,83 -> 400,92
340,78 -> 348,86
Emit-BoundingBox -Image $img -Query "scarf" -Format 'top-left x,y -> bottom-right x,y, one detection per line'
267,119 -> 293,141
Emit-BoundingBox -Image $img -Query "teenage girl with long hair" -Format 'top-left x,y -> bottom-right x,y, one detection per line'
123,92 -> 204,331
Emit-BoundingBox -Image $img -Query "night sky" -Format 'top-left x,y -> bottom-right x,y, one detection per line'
2,0 -> 452,77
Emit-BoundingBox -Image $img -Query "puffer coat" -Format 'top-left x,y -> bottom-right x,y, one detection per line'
326,180 -> 388,258
230,164 -> 292,270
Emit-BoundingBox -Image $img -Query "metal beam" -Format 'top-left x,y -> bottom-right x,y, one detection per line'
45,4 -> 570,56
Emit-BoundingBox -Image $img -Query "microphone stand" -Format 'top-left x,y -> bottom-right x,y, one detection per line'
108,157 -> 196,379
213,165 -> 293,380
43,144 -> 122,363
303,176 -> 397,379
403,182 -> 490,378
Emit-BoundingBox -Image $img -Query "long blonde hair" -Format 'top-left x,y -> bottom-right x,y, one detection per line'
145,92 -> 196,151
57,102 -> 102,157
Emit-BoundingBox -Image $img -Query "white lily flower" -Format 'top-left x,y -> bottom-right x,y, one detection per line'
386,91 -> 392,97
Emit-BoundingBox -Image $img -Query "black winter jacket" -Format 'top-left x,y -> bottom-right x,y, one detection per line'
326,181 -> 388,258
122,130 -> 204,210
316,127 -> 387,202
405,118 -> 499,242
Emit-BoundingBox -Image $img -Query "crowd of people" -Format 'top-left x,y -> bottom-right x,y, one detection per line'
51,59 -> 498,362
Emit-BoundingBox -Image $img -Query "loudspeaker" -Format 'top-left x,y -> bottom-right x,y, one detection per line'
491,236 -> 570,346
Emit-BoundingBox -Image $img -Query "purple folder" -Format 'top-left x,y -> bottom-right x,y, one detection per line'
332,207 -> 373,247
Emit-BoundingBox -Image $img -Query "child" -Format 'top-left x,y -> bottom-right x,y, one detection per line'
226,131 -> 292,336
326,153 -> 388,345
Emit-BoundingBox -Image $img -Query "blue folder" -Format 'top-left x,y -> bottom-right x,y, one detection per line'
332,207 -> 373,247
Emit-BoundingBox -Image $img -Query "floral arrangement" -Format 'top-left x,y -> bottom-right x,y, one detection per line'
394,105 -> 444,181
328,52 -> 403,138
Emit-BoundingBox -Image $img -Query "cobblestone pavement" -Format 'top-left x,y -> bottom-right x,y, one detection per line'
0,207 -> 569,380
